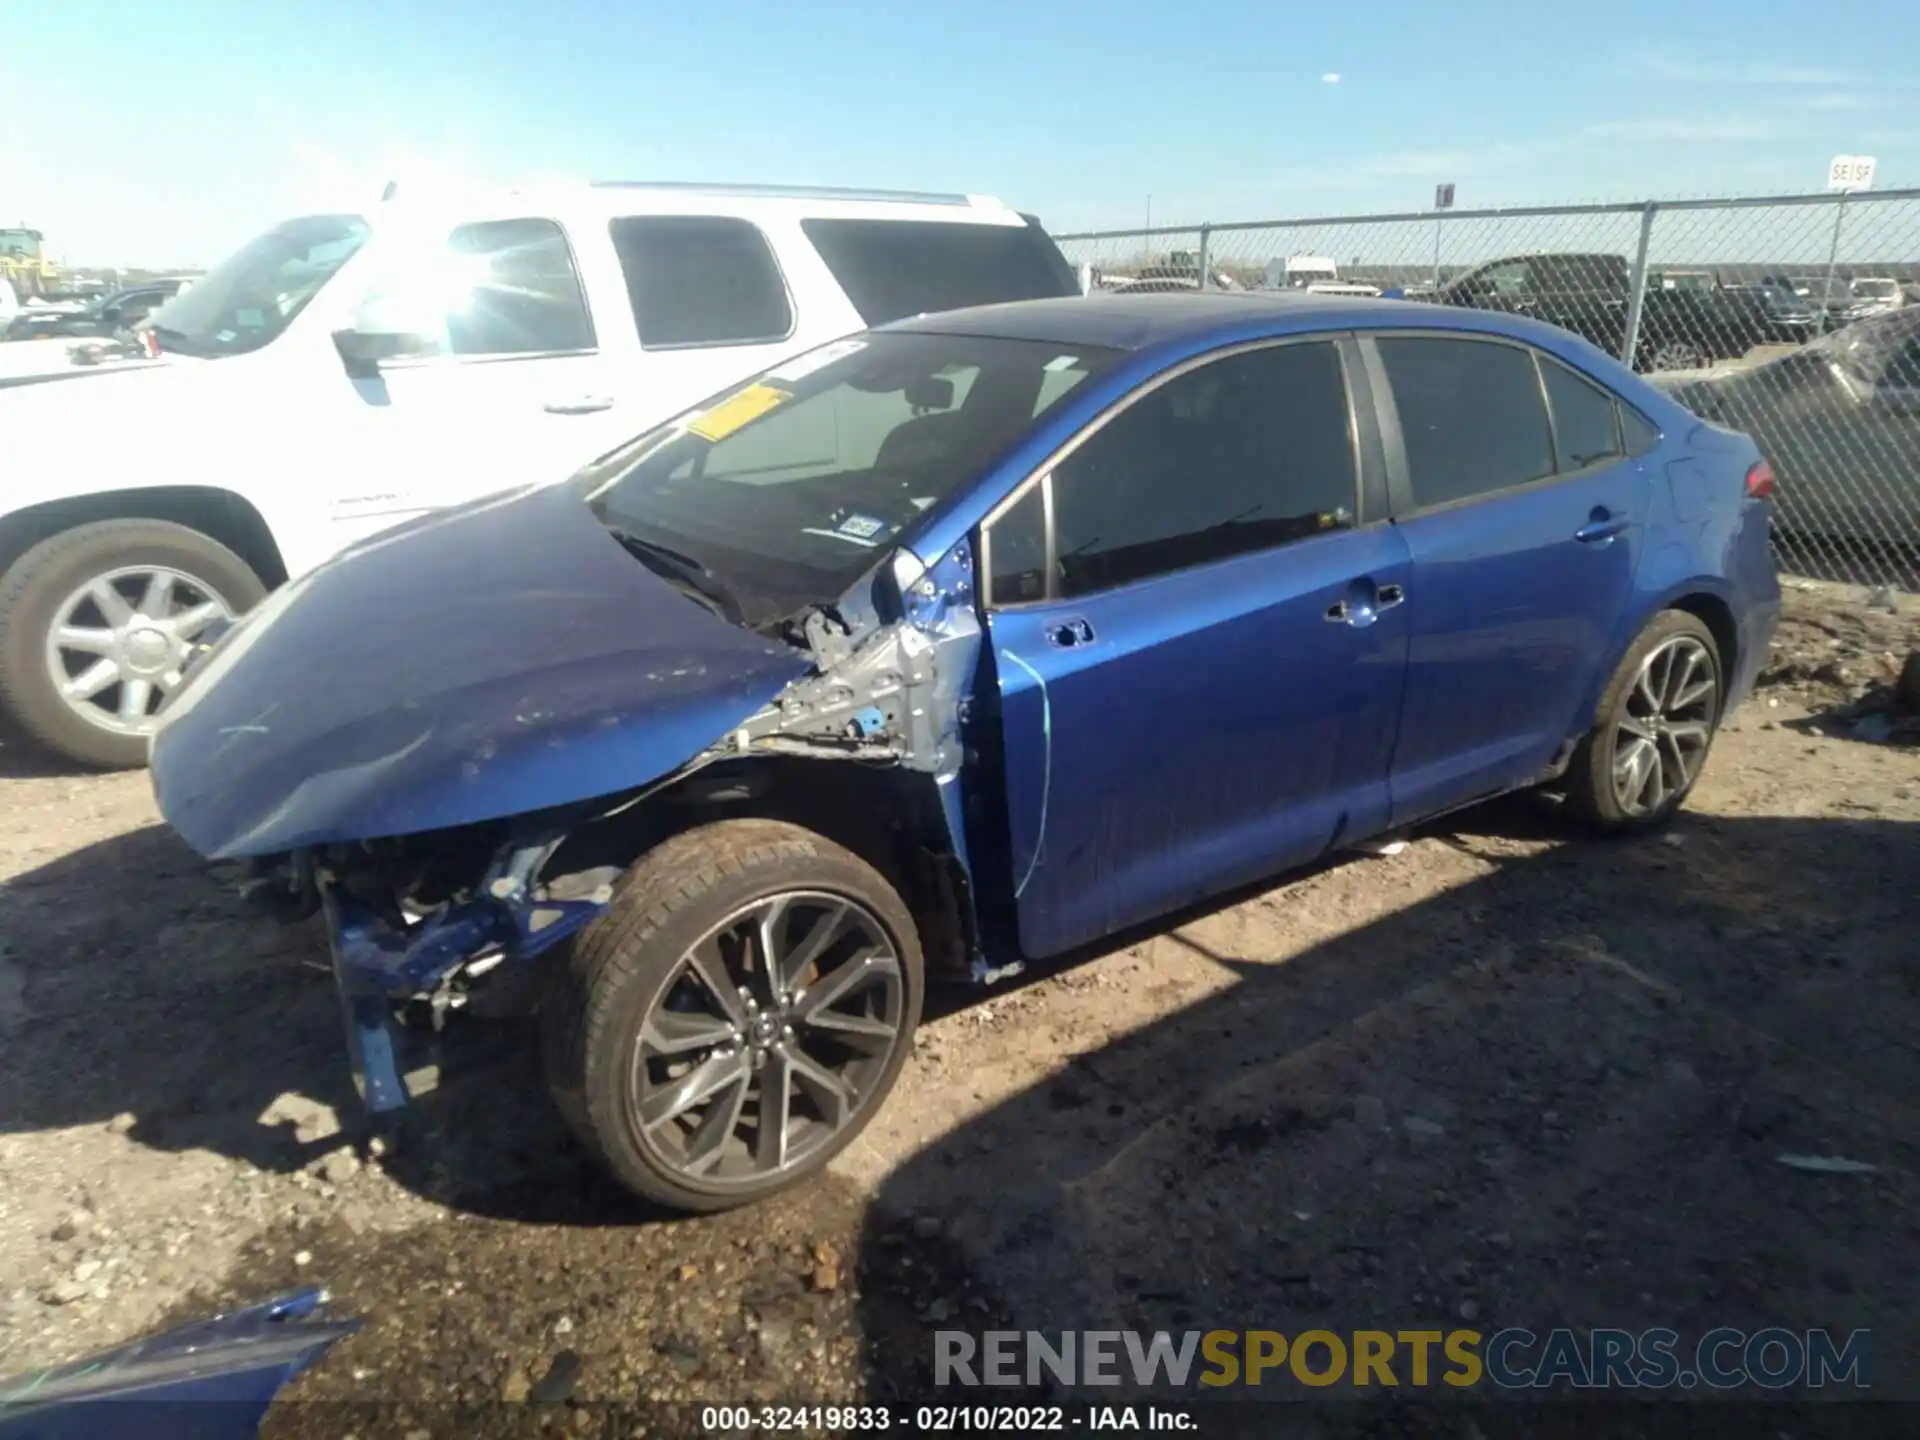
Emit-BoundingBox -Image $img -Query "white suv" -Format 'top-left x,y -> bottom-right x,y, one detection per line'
0,182 -> 1080,766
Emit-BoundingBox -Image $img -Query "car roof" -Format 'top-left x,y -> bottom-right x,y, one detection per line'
361,181 -> 1032,231
885,290 -> 1567,352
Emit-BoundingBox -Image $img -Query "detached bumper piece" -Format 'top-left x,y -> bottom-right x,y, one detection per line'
0,1288 -> 356,1440
324,882 -> 608,1113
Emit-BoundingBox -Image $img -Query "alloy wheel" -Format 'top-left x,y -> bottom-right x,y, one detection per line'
626,890 -> 907,1189
1611,634 -> 1718,818
1649,341 -> 1707,372
43,566 -> 237,735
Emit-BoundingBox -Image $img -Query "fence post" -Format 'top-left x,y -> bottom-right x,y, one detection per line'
1196,224 -> 1212,290
1619,200 -> 1658,366
1815,189 -> 1850,337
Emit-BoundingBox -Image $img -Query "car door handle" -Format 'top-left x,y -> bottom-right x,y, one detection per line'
1046,618 -> 1096,649
543,395 -> 615,415
1574,512 -> 1631,544
1325,581 -> 1405,627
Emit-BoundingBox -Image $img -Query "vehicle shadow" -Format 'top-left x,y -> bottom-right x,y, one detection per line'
0,720 -> 89,779
853,811 -> 1919,1416
4,804 -> 1917,1275
0,816 -> 651,1225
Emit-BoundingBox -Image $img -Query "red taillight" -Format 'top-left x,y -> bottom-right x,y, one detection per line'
1745,460 -> 1776,499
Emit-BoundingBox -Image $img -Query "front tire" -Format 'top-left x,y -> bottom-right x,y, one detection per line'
0,519 -> 265,769
1565,611 -> 1723,833
543,819 -> 924,1212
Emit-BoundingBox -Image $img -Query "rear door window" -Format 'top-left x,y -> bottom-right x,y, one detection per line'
1378,336 -> 1556,509
609,215 -> 793,348
1539,356 -> 1623,471
801,218 -> 1077,327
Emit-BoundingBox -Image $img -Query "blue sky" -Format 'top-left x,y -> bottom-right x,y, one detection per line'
3,0 -> 1915,265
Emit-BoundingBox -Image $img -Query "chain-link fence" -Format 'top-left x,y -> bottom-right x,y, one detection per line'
1055,188 -> 1920,590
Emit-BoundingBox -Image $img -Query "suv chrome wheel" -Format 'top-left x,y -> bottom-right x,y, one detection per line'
628,890 -> 906,1188
43,566 -> 236,736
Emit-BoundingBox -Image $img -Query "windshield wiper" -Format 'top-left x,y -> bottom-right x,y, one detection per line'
606,527 -> 743,625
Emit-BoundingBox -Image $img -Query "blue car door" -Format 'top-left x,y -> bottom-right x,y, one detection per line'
977,336 -> 1413,961
1362,333 -> 1653,825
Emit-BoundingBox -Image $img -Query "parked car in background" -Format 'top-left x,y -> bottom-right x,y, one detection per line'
1656,305 -> 1920,565
2,277 -> 192,342
1786,275 -> 1875,329
148,292 -> 1779,1212
1847,276 -> 1906,315
1431,251 -> 1774,371
0,181 -> 1081,767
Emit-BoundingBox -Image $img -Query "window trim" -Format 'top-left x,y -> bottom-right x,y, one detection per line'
610,214 -> 797,353
1363,330 -> 1622,521
373,214 -> 600,367
979,332 -> 1376,611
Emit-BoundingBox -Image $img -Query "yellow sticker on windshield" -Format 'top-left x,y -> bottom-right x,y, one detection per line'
687,383 -> 791,442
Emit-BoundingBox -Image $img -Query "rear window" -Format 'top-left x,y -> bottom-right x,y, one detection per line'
801,218 -> 1078,327
610,215 -> 793,348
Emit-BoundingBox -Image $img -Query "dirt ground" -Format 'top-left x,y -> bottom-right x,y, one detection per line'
1,581 -> 1916,1435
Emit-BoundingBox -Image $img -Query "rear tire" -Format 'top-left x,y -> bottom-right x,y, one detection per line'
543,819 -> 924,1212
0,519 -> 266,769
1565,610 -> 1724,834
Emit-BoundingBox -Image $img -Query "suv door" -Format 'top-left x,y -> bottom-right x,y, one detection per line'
978,337 -> 1412,960
317,215 -> 623,541
1364,333 -> 1652,824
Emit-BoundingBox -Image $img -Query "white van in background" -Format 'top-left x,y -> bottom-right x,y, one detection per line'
0,181 -> 1083,766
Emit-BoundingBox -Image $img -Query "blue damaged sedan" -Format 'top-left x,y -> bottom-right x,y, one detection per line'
149,293 -> 1781,1211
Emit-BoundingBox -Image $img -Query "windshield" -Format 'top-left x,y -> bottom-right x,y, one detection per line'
1852,279 -> 1897,298
146,214 -> 370,358
584,331 -> 1121,629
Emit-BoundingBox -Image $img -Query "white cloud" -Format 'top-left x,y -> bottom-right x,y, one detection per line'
1621,54 -> 1849,86
1585,116 -> 1778,142
1321,72 -> 1342,84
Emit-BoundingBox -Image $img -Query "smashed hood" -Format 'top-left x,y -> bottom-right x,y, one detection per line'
150,481 -> 810,858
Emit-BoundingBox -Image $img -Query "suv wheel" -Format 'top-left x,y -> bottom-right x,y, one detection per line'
0,519 -> 266,768
544,819 -> 924,1212
1565,611 -> 1723,833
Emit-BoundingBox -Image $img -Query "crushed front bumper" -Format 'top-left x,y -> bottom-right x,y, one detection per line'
321,881 -> 608,1112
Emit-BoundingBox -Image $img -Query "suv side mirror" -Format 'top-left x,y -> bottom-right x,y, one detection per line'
331,288 -> 443,378
331,327 -> 432,379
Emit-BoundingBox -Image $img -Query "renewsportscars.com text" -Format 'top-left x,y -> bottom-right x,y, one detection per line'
934,1327 -> 1872,1391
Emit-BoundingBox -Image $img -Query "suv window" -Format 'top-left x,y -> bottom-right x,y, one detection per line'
1540,356 -> 1622,471
801,218 -> 1077,327
1378,336 -> 1555,509
1478,259 -> 1532,297
1040,341 -> 1357,599
444,218 -> 595,356
1533,255 -> 1625,296
610,215 -> 792,348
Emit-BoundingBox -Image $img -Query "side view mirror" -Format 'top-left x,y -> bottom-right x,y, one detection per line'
330,327 -> 432,379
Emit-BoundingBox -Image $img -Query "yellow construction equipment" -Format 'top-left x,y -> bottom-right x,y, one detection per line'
1,227 -> 59,299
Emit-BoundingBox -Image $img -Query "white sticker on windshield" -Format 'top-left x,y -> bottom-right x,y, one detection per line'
768,339 -> 868,384
1042,354 -> 1082,372
801,526 -> 881,548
